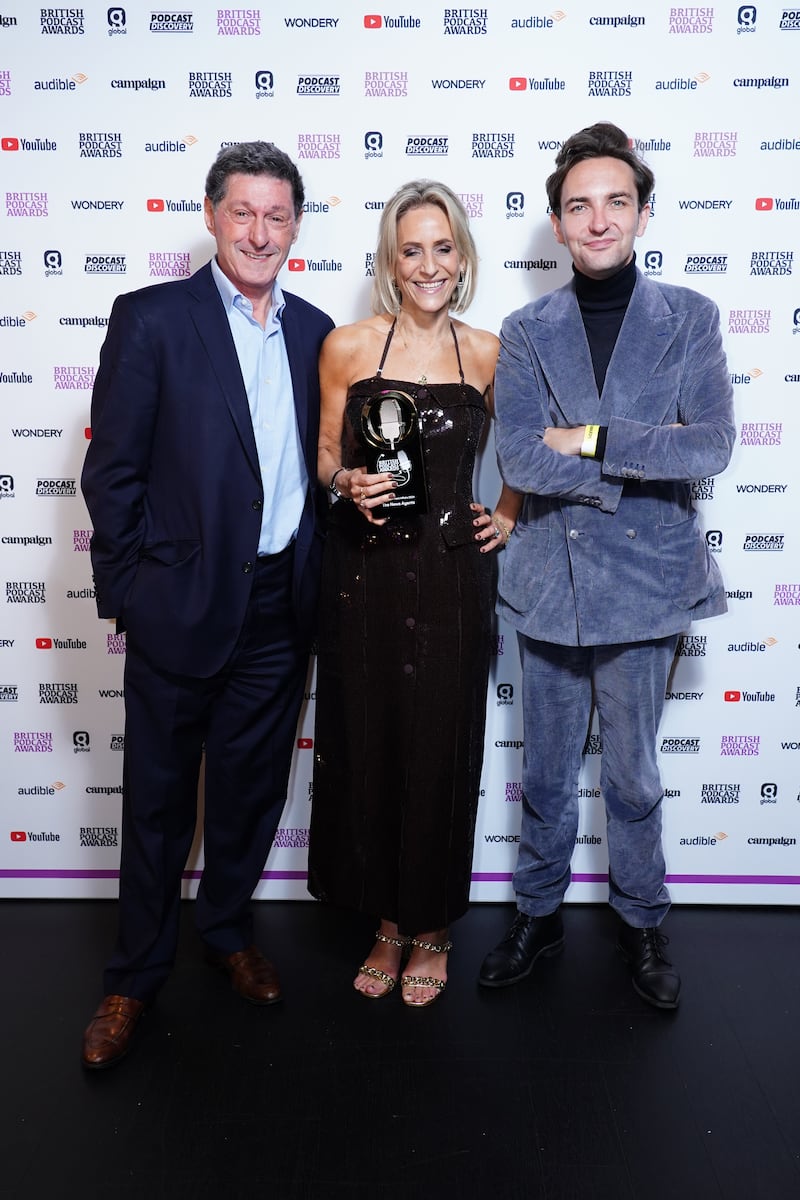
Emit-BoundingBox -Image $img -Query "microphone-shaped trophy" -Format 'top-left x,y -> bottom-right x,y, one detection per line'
360,388 -> 428,514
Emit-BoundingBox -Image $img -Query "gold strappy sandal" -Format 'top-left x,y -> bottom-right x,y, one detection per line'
401,935 -> 453,1008
354,930 -> 411,999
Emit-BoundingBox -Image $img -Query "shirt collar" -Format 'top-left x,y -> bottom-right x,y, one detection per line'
210,255 -> 286,322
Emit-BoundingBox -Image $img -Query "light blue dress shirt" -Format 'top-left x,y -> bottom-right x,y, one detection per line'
211,256 -> 307,555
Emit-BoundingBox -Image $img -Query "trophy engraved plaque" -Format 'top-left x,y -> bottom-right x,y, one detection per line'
360,388 -> 428,514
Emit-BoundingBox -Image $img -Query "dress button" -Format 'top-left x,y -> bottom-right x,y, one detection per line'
405,617 -> 415,629
406,571 -> 416,582
242,561 -> 254,574
403,664 -> 414,675
626,529 -> 637,539
252,499 -> 262,511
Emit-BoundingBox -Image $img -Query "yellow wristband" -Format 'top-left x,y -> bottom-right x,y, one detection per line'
580,424 -> 600,458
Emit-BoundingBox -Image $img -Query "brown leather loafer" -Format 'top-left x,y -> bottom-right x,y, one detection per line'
81,994 -> 145,1069
206,944 -> 282,1005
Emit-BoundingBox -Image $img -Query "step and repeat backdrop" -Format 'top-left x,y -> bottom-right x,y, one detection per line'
1,3 -> 799,902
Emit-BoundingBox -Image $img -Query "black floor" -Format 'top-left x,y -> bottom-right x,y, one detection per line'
3,900 -> 799,1200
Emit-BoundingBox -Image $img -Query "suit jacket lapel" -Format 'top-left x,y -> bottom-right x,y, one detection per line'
186,263 -> 260,478
601,275 -> 685,419
281,298 -> 312,474
530,284 -> 599,425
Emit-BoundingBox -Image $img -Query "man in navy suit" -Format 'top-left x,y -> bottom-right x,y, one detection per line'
80,142 -> 334,1068
479,124 -> 735,1008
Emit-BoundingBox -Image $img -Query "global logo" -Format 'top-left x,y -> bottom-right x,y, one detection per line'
108,7 -> 127,36
506,192 -> 524,219
737,5 -> 757,31
644,249 -> 663,276
44,250 -> 63,276
364,131 -> 383,159
255,69 -> 274,99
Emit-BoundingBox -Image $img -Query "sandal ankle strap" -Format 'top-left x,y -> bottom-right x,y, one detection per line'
409,937 -> 452,954
374,931 -> 411,949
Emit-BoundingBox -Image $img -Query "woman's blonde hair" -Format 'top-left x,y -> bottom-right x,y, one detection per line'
371,179 -> 478,317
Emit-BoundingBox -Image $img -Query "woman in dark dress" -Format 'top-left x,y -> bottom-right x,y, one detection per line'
308,181 -> 520,1006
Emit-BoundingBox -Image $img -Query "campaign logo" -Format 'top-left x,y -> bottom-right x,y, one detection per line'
189,72 -> 232,98
297,75 -> 340,96
734,75 -> 789,89
669,8 -> 714,32
150,11 -> 193,32
255,69 -> 274,99
694,131 -> 737,157
297,133 -> 341,159
473,132 -> 514,158
506,191 -> 524,219
44,250 -> 63,276
41,8 -> 85,34
737,5 -> 757,32
364,71 -> 407,97
588,70 -> 631,97
217,8 -> 260,34
108,7 -> 127,36
443,8 -> 486,34
364,130 -> 383,158
111,78 -> 165,93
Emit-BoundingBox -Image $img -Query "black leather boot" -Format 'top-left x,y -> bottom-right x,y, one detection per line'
478,909 -> 564,988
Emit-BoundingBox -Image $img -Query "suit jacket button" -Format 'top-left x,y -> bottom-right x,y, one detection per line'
626,529 -> 637,539
242,561 -> 254,574
252,499 -> 262,511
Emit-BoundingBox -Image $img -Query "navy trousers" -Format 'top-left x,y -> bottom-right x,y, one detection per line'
104,546 -> 308,1002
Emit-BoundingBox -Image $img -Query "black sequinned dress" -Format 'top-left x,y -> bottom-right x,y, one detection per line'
308,321 -> 495,934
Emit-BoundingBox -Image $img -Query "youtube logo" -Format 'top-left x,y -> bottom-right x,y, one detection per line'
35,637 -> 53,650
724,690 -> 741,702
509,78 -> 527,91
147,198 -> 165,212
297,737 -> 313,749
364,14 -> 381,27
288,259 -> 305,272
11,831 -> 26,842
755,197 -> 774,211
2,137 -> 20,151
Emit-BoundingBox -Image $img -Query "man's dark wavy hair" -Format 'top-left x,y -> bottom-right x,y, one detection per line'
204,141 -> 305,216
546,122 -> 655,217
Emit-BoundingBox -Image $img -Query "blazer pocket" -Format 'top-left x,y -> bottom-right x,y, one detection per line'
499,524 -> 551,615
138,539 -> 202,567
656,515 -> 711,610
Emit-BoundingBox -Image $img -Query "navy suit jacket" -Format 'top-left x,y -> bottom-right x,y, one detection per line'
82,261 -> 334,677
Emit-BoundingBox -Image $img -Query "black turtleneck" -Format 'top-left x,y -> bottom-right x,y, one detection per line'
570,254 -> 637,460
574,253 -> 637,395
